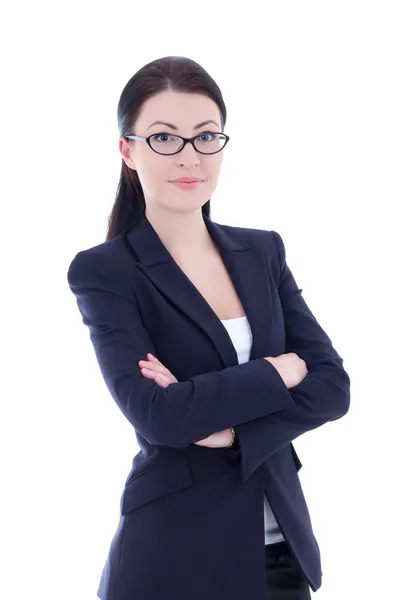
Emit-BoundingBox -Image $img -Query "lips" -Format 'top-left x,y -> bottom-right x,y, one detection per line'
171,178 -> 203,183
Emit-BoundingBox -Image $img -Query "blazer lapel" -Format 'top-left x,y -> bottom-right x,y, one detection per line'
125,212 -> 274,369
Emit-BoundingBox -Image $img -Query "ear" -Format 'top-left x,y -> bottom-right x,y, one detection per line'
119,137 -> 136,170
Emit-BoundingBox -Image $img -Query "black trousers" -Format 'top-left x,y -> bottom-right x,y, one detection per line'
265,541 -> 312,599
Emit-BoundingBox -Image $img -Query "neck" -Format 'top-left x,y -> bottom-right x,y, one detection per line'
144,206 -> 216,259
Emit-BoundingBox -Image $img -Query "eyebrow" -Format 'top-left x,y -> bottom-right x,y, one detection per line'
146,119 -> 220,132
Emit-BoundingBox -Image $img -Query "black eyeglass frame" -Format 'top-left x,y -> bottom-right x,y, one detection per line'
123,132 -> 230,156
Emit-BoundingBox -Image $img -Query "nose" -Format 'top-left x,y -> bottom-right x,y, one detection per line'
176,140 -> 200,166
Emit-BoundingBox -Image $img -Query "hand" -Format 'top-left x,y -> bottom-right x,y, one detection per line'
138,353 -> 178,388
138,354 -> 233,448
194,428 -> 234,448
264,352 -> 308,389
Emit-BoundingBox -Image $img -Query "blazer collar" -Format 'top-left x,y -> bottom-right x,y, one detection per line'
125,212 -> 273,369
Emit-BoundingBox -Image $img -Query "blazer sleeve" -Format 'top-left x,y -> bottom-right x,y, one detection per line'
230,230 -> 351,483
66,248 -> 296,449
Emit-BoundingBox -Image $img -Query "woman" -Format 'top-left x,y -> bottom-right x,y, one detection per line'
67,56 -> 350,600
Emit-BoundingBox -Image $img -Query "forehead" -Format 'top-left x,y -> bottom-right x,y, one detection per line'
136,91 -> 221,129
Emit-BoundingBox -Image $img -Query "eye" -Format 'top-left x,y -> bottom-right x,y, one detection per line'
197,132 -> 218,142
152,133 -> 175,143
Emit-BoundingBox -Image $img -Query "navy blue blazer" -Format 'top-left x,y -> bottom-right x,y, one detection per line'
67,211 -> 350,600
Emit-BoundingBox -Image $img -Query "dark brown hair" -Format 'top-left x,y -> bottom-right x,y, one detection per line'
106,56 -> 227,241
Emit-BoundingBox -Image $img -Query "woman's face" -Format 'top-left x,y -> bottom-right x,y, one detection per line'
119,90 -> 225,215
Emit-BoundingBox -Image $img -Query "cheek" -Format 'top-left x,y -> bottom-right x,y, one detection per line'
140,159 -> 168,190
210,155 -> 223,174
207,158 -> 223,182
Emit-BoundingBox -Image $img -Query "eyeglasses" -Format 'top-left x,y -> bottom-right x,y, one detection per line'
123,131 -> 230,155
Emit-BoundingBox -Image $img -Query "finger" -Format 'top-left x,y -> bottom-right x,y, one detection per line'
141,368 -> 162,380
146,355 -> 171,374
139,357 -> 165,370
141,368 -> 154,377
141,368 -> 169,385
146,355 -> 173,377
139,362 -> 167,375
147,353 -> 161,363
195,435 -> 211,444
155,373 -> 170,388
141,363 -> 174,380
151,371 -> 171,388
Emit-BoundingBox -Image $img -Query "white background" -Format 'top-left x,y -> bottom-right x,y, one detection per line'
2,1 -> 399,599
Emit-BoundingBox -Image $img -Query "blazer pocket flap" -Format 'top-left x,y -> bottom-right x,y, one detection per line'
290,443 -> 302,471
121,456 -> 194,516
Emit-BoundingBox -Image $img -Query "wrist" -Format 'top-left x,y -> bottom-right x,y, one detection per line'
225,426 -> 238,449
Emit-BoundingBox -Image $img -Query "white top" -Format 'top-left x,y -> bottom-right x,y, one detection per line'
220,315 -> 285,546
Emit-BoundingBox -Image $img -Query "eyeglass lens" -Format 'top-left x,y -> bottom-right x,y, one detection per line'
149,133 -> 227,154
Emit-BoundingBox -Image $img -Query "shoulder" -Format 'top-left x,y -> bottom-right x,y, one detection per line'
66,232 -> 133,291
219,221 -> 286,272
